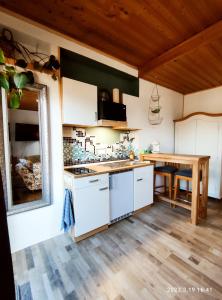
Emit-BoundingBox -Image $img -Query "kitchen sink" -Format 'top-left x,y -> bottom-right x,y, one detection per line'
105,161 -> 146,168
127,161 -> 145,165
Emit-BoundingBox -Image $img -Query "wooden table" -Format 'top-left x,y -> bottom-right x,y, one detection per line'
140,153 -> 210,225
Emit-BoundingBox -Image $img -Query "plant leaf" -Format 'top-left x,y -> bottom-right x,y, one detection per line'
0,73 -> 9,90
5,66 -> 15,72
9,91 -> 21,109
52,73 -> 57,81
51,60 -> 60,70
0,48 -> 5,64
25,71 -> 34,84
13,73 -> 29,89
5,66 -> 16,78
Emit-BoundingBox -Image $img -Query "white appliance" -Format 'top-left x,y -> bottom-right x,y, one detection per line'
110,170 -> 134,223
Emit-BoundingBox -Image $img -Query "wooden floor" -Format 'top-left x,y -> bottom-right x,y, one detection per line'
13,199 -> 222,300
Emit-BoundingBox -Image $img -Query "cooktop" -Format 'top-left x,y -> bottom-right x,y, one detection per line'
66,167 -> 96,175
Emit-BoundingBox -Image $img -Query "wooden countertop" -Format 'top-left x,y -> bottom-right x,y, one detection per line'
140,153 -> 210,164
64,161 -> 153,178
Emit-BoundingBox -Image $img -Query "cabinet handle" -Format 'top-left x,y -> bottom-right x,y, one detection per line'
89,179 -> 99,183
109,176 -> 112,190
99,187 -> 109,191
137,178 -> 143,181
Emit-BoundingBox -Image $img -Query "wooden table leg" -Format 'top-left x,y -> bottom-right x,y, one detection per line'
201,159 -> 209,219
191,162 -> 200,225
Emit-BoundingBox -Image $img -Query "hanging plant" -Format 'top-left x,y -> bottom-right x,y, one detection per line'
0,28 -> 60,80
151,107 -> 161,114
0,48 -> 34,108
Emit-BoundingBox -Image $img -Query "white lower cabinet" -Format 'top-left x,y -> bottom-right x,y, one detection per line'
133,165 -> 154,211
64,165 -> 154,240
73,174 -> 109,237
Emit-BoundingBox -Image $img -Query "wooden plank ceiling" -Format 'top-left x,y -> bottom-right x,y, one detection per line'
1,0 -> 222,94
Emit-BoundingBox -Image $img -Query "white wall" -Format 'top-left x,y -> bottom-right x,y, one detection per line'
124,79 -> 183,152
184,86 -> 222,115
9,109 -> 40,158
0,11 -> 183,252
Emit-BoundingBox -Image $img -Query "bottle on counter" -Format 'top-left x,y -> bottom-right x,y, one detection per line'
129,150 -> 135,161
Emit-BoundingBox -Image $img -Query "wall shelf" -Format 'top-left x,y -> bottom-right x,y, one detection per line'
112,127 -> 141,131
5,57 -> 59,77
97,120 -> 127,128
63,122 -> 140,131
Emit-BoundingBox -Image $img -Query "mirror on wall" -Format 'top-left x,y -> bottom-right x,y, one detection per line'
0,84 -> 51,213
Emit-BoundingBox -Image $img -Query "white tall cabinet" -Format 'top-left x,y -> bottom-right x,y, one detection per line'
62,77 -> 98,126
175,114 -> 222,199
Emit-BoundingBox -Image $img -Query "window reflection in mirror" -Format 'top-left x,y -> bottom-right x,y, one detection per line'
8,89 -> 42,205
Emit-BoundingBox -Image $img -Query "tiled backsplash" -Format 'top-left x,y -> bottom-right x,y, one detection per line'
63,127 -> 137,166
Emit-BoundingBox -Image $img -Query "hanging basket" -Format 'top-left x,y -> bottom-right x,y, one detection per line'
151,95 -> 160,102
150,84 -> 160,102
148,84 -> 163,125
149,118 -> 163,125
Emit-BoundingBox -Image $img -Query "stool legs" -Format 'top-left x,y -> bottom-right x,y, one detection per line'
154,174 -> 156,193
154,173 -> 173,200
173,177 -> 178,201
164,177 -> 167,194
168,174 -> 172,200
186,181 -> 190,199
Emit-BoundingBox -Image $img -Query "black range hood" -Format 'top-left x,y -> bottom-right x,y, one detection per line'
98,100 -> 126,122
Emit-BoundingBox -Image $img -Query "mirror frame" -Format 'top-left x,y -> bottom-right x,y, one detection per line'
0,84 -> 51,215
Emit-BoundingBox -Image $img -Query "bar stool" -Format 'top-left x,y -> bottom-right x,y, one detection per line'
173,168 -> 202,203
154,165 -> 178,199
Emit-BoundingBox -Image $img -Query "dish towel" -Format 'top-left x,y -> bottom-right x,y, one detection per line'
61,189 -> 75,232
15,285 -> 21,300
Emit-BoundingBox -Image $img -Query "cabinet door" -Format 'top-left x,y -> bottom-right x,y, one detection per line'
134,166 -> 153,210
62,77 -> 97,126
123,94 -> 144,129
74,179 -> 109,237
196,120 -> 220,198
110,170 -> 134,221
175,120 -> 196,154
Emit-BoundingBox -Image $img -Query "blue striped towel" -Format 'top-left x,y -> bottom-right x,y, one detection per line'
61,189 -> 75,232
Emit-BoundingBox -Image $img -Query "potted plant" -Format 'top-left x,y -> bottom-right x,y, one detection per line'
0,48 -> 34,108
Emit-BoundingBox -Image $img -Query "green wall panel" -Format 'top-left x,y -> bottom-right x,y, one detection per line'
60,48 -> 139,97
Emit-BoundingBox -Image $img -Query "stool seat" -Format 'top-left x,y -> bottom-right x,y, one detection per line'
155,165 -> 178,174
175,168 -> 192,177
175,168 -> 202,180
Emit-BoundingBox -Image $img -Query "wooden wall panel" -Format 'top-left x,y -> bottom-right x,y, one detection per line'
144,37 -> 222,94
1,0 -> 222,94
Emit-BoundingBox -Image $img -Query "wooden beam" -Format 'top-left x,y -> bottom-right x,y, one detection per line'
139,19 -> 222,76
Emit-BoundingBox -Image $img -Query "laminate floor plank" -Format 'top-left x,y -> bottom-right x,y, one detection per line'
13,199 -> 222,300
